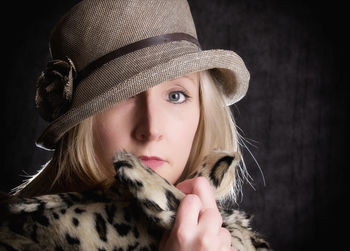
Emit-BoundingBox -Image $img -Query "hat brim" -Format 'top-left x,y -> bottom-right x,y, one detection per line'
37,48 -> 249,150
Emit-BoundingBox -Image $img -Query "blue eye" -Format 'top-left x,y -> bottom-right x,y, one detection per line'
168,91 -> 189,104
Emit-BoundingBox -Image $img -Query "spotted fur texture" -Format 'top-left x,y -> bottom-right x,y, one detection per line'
0,151 -> 271,251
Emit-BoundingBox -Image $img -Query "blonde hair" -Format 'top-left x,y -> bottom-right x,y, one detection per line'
181,71 -> 239,178
14,70 -> 247,198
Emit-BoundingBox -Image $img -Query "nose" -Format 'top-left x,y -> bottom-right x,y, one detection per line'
133,91 -> 163,142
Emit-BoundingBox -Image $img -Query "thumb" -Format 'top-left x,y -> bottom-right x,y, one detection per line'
176,177 -> 217,210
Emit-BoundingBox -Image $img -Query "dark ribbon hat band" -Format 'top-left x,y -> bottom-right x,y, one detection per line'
76,32 -> 201,83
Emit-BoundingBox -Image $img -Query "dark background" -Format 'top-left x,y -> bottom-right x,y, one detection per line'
1,0 -> 348,250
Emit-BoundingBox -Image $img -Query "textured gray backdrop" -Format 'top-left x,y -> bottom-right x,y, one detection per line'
1,0 -> 347,250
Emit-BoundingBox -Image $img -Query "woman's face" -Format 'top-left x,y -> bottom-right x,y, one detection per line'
93,72 -> 200,184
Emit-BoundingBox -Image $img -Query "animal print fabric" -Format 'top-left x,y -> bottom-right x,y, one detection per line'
0,151 -> 271,251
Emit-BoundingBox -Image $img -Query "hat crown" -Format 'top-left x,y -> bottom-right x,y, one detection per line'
50,0 -> 197,70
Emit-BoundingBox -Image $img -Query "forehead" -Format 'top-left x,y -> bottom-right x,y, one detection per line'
169,72 -> 199,84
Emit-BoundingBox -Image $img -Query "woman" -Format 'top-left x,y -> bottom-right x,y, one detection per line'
14,0 -> 250,250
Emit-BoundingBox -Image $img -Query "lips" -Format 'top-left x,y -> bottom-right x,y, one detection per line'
138,156 -> 165,170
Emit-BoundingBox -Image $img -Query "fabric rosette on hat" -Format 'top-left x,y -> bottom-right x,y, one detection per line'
35,56 -> 77,122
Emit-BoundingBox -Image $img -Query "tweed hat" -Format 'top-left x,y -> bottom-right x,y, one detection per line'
35,0 -> 250,150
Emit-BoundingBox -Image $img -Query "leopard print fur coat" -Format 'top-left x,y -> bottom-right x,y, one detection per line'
0,151 -> 271,251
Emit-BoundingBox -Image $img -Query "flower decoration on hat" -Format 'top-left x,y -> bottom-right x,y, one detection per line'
35,56 -> 77,122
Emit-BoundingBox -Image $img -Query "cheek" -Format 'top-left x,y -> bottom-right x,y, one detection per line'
180,115 -> 199,156
166,108 -> 200,180
93,122 -> 114,166
93,114 -> 131,165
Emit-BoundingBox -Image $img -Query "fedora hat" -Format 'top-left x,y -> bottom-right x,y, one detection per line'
35,0 -> 250,150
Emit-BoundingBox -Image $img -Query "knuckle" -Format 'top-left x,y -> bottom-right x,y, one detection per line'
175,226 -> 190,244
197,233 -> 212,250
202,208 -> 222,224
203,207 -> 217,216
183,194 -> 201,206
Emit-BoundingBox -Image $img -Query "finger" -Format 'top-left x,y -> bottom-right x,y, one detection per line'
198,207 -> 223,230
216,228 -> 234,251
174,194 -> 202,229
176,177 -> 217,210
218,227 -> 232,247
176,178 -> 195,193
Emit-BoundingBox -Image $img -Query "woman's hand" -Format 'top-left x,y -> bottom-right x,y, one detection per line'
159,177 -> 236,251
